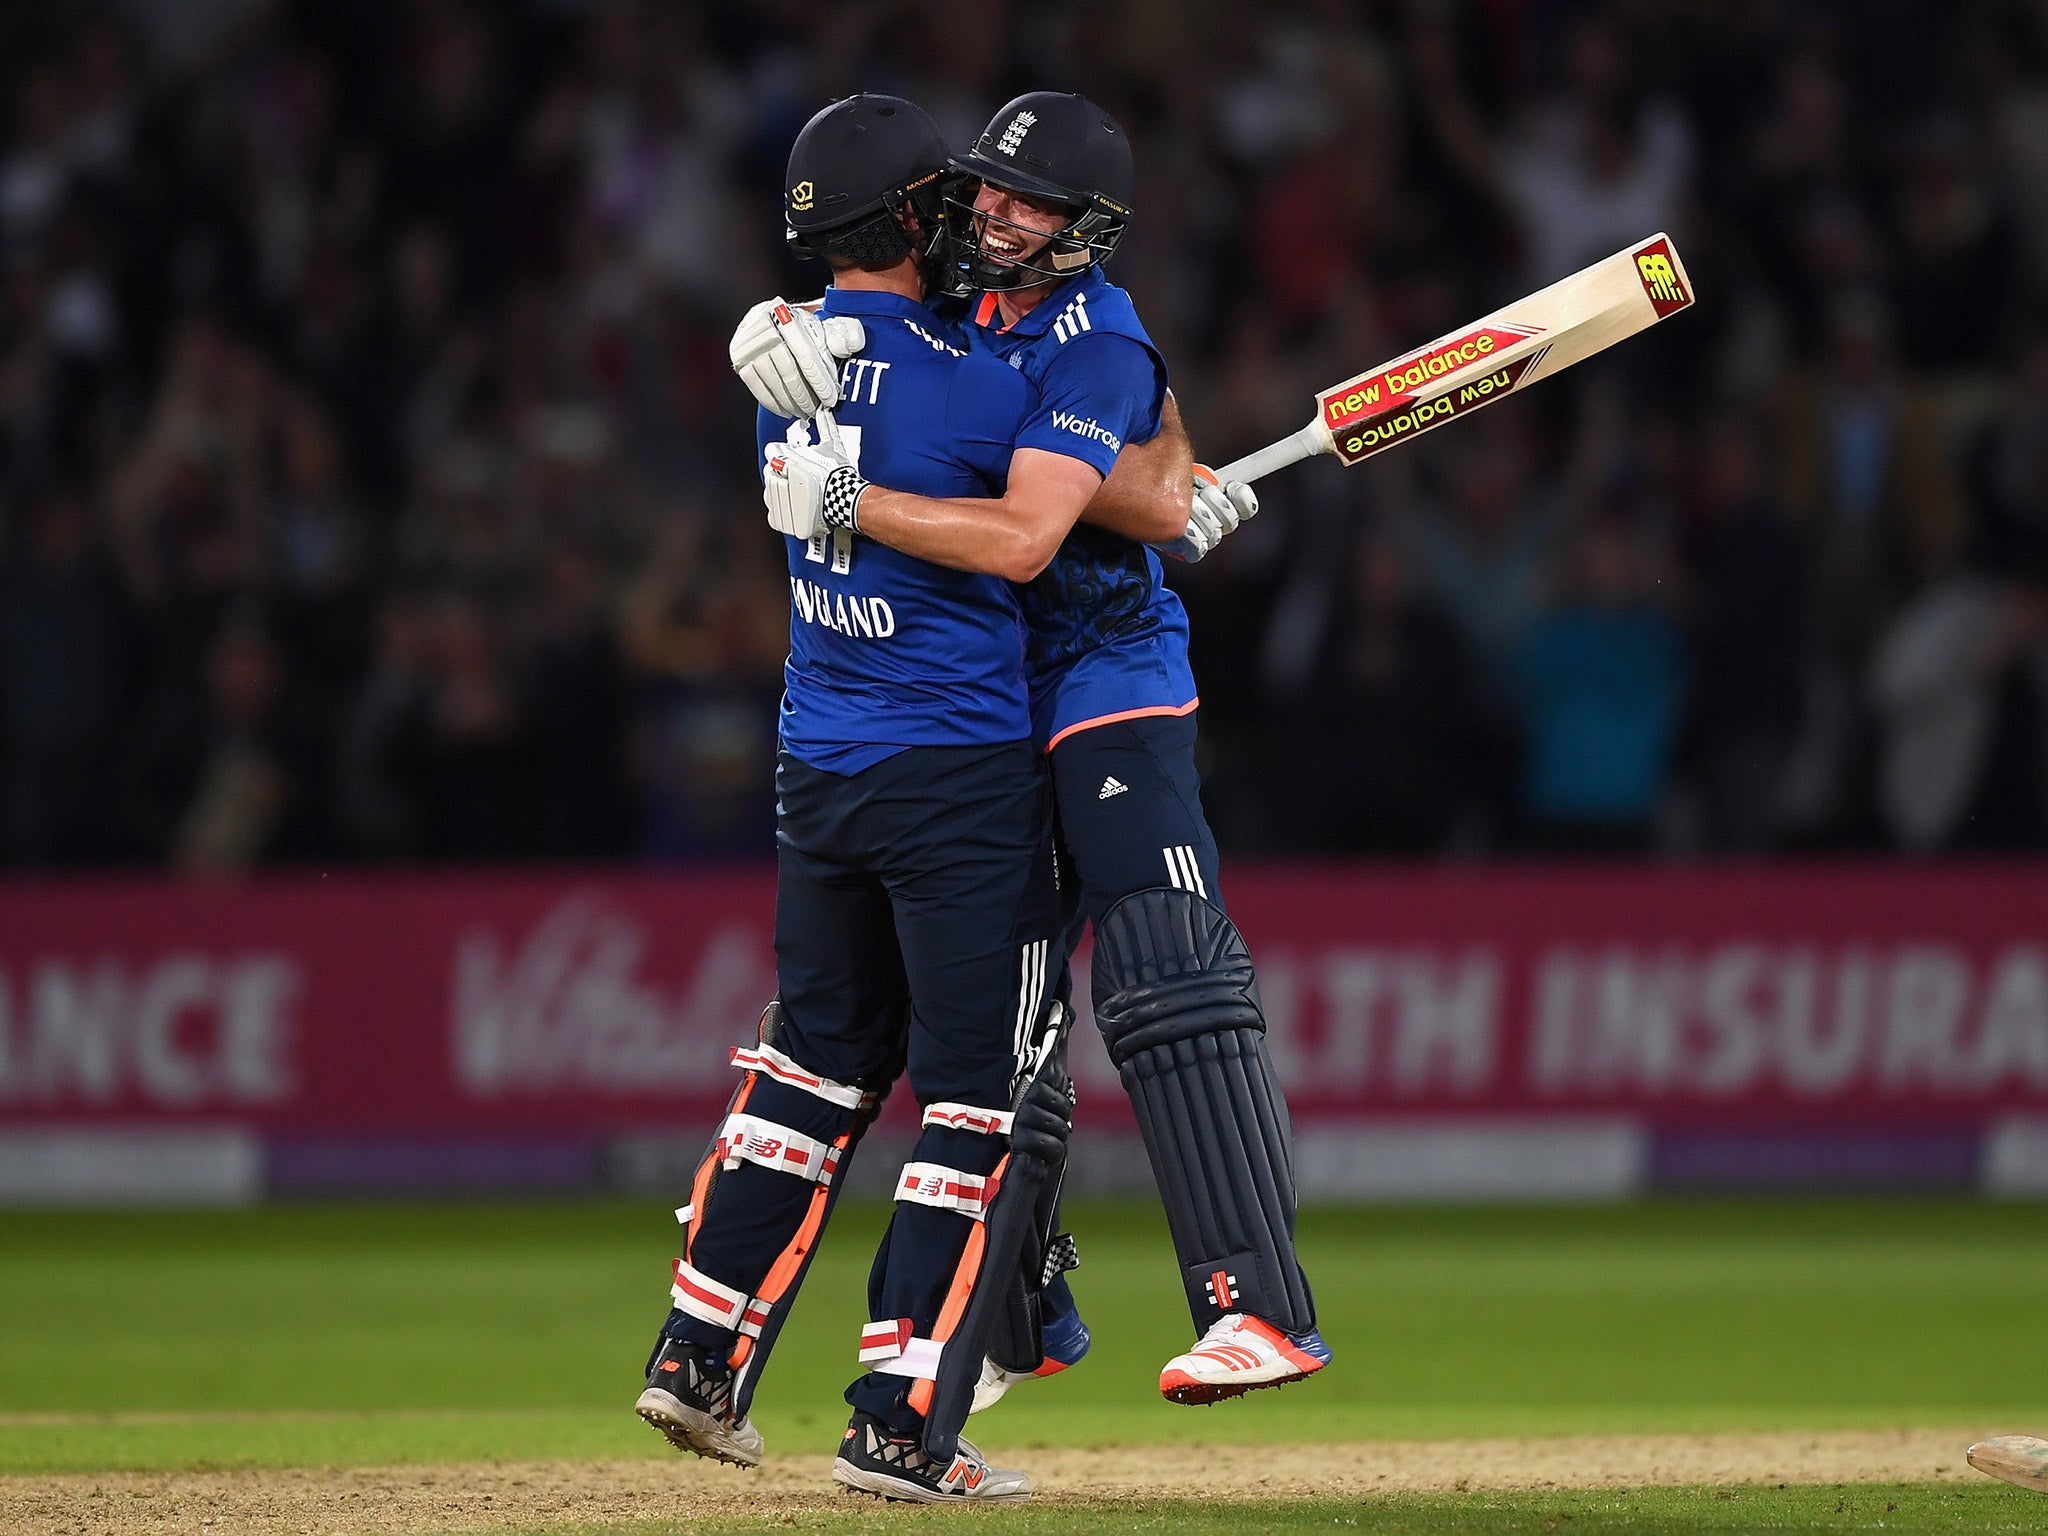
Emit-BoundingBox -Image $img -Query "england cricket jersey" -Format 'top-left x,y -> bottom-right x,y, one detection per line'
761,289 -> 1036,775
954,267 -> 1197,749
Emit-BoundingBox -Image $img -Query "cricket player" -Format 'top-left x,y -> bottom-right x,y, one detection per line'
732,92 -> 1329,1408
636,95 -> 1092,1504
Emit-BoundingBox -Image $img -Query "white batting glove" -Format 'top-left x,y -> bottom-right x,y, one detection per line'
1160,466 -> 1258,562
763,429 -> 869,541
730,298 -> 867,418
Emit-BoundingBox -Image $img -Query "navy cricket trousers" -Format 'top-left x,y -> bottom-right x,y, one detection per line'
674,740 -> 1060,1432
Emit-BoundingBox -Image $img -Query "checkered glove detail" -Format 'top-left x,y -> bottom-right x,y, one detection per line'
1042,1231 -> 1081,1289
822,464 -> 867,533
763,434 -> 862,540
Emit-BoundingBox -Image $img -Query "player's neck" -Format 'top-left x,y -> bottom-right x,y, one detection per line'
995,283 -> 1052,329
831,258 -> 924,303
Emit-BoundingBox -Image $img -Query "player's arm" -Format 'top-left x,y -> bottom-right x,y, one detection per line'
1081,391 -> 1192,544
1032,338 -> 1259,562
1067,377 -> 1259,565
765,437 -> 1102,584
859,450 -> 1105,582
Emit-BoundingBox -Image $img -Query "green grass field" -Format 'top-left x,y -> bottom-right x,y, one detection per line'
3,1198 -> 2045,1531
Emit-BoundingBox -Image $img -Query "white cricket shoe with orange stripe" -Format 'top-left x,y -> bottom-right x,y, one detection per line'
1159,1313 -> 1332,1405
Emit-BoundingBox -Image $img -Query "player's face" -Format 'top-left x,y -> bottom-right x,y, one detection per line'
972,182 -> 1071,268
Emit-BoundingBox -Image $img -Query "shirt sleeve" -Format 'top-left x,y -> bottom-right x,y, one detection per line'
1012,334 -> 1165,478
756,405 -> 794,481
944,354 -> 1039,491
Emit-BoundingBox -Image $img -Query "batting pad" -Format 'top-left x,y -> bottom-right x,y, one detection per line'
917,1008 -> 1076,1466
1092,887 -> 1316,1337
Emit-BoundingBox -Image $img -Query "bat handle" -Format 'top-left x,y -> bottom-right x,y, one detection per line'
1210,421 -> 1329,486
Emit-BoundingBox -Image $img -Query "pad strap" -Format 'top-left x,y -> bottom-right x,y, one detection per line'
922,1101 -> 1015,1136
670,1258 -> 747,1330
737,1295 -> 772,1339
729,1041 -> 873,1109
858,1318 -> 944,1378
896,1161 -> 993,1218
671,1258 -> 774,1339
716,1113 -> 843,1183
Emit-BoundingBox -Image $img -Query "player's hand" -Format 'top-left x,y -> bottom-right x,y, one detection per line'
763,428 -> 869,541
1159,465 -> 1258,563
730,298 -> 866,418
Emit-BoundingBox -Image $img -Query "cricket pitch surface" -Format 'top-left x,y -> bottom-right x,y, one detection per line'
0,1429 -> 2013,1534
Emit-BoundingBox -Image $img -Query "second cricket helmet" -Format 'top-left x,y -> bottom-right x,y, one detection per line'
783,94 -> 954,272
946,91 -> 1133,293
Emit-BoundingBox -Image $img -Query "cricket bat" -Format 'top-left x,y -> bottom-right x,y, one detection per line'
1212,233 -> 1694,486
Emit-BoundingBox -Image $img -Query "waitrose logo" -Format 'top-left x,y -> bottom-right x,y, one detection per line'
1052,411 -> 1121,451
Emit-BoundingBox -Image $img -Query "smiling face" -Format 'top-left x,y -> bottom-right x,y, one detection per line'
971,180 -> 1075,268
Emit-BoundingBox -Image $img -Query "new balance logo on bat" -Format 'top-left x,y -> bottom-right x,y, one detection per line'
1052,411 -> 1120,451
1632,237 -> 1691,315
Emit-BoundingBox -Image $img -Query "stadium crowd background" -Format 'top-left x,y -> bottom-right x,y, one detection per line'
0,0 -> 2045,874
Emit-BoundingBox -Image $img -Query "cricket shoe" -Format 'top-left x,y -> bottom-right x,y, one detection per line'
970,1304 -> 1092,1413
635,1337 -> 763,1467
1159,1313 -> 1331,1405
831,1411 -> 1030,1503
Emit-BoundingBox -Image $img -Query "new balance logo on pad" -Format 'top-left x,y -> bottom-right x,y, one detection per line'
1098,776 -> 1128,800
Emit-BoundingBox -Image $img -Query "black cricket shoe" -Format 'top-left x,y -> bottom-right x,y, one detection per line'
830,1410 -> 1030,1502
635,1337 -> 763,1467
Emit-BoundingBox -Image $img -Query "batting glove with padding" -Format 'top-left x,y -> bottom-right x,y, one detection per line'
730,298 -> 866,419
1160,465 -> 1258,562
763,433 -> 868,541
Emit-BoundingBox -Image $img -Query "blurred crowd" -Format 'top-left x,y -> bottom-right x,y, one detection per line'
2,0 -> 2047,874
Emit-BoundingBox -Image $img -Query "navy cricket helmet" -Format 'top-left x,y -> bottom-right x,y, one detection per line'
946,91 -> 1133,293
784,94 -> 955,273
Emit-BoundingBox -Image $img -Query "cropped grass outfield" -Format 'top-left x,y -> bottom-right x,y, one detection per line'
3,1199 -> 2046,1532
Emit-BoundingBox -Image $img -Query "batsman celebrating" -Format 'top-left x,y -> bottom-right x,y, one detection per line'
731,91 -> 1330,1407
637,95 -> 1100,1503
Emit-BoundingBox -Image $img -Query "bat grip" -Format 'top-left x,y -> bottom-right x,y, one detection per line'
1210,421 -> 1329,486
811,405 -> 846,454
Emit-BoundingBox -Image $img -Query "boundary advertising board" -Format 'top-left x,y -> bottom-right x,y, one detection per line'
2,864 -> 2044,1200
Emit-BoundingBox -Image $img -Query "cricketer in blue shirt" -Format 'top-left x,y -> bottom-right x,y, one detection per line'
692,278 -> 1077,1454
755,288 -> 1042,770
951,266 -> 1196,752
